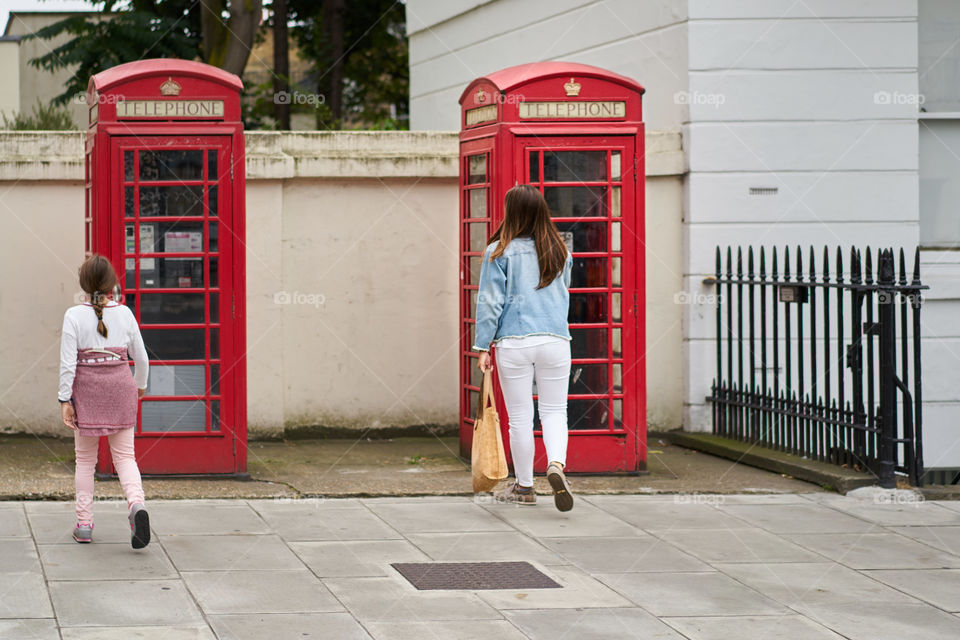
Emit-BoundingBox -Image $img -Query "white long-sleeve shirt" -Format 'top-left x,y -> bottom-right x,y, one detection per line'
59,303 -> 149,402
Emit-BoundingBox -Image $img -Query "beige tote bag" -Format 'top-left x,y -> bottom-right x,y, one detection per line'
472,372 -> 509,493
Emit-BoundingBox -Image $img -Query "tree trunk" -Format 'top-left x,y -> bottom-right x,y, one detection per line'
273,0 -> 290,129
220,0 -> 263,77
323,0 -> 345,126
200,0 -> 262,77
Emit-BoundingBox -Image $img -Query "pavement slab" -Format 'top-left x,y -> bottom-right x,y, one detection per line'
2,492 -> 959,637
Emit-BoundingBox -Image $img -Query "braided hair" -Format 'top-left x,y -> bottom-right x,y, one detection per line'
78,255 -> 118,338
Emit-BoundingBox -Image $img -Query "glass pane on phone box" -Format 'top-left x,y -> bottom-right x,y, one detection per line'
140,258 -> 203,288
569,293 -> 607,323
570,364 -> 608,395
210,292 -> 218,323
124,293 -> 136,318
529,151 -> 539,182
139,186 -> 203,217
612,257 -> 621,286
209,222 -> 218,252
146,364 -> 205,396
469,256 -> 482,284
545,186 -> 606,217
469,188 -> 487,218
142,328 -> 204,360
571,257 -> 607,288
138,221 -> 204,252
210,257 -> 219,288
124,151 -> 134,181
612,327 -> 622,357
209,185 -> 218,217
139,149 -> 203,181
613,364 -> 622,393
468,222 -> 488,253
613,398 -> 623,429
210,364 -> 220,395
611,151 -> 621,181
467,323 -> 475,347
208,150 -> 218,181
140,292 -> 204,324
124,187 -> 134,217
467,154 -> 486,184
554,221 -> 607,252
468,289 -> 478,317
543,150 -> 607,182
211,400 -> 220,431
568,399 -> 609,430
468,358 -> 483,388
570,327 -> 607,359
141,400 -> 206,432
468,389 -> 480,419
210,328 -> 219,359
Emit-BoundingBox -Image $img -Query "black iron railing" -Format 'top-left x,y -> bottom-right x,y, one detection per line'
709,246 -> 927,488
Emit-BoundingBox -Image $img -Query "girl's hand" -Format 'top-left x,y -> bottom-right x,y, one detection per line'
61,402 -> 77,431
477,351 -> 494,373
138,388 -> 146,400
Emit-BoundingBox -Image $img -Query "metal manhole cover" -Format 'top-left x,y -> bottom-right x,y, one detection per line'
391,561 -> 562,590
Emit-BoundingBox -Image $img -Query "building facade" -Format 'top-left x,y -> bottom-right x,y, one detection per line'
407,0 -> 960,473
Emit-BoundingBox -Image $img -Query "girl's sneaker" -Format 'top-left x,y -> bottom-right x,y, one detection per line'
546,462 -> 574,512
129,503 -> 150,549
494,481 -> 537,505
73,523 -> 93,543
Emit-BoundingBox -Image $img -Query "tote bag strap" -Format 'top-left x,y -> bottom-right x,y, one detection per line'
474,371 -> 495,426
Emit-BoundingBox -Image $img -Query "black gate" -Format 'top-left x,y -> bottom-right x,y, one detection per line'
709,246 -> 926,488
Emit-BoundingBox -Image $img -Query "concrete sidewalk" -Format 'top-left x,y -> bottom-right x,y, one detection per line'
3,491 -> 960,639
0,435 -> 824,500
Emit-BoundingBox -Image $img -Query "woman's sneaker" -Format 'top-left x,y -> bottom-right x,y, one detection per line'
129,503 -> 150,549
546,462 -> 574,512
73,523 -> 93,543
494,481 -> 537,505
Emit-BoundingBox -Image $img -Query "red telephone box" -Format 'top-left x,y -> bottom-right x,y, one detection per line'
85,59 -> 247,475
458,62 -> 646,473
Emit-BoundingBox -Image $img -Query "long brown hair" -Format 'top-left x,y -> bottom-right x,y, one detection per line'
78,254 -> 118,338
489,185 -> 568,289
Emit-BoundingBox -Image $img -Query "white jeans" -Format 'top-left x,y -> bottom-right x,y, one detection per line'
495,338 -> 571,487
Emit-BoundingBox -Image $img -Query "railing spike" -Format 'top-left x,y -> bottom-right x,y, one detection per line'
864,247 -> 873,284
836,246 -> 843,283
851,247 -> 862,284
748,246 -> 754,278
912,246 -> 921,285
715,246 -> 721,278
784,246 -> 791,280
759,246 -> 766,280
726,246 -> 733,278
772,246 -> 778,280
899,247 -> 907,285
737,246 -> 743,278
809,246 -> 816,281
822,245 -> 830,282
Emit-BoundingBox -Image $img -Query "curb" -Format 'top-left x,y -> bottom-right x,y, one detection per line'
651,430 -> 877,494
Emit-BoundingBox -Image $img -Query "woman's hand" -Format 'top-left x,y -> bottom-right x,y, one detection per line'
477,351 -> 494,373
61,402 -> 77,431
138,388 -> 146,400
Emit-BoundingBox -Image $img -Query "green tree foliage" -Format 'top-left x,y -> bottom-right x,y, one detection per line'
1,100 -> 76,130
27,2 -> 202,106
288,0 -> 408,129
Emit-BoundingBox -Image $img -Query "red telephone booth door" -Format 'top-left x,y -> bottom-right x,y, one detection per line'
99,135 -> 238,474
508,136 -> 643,472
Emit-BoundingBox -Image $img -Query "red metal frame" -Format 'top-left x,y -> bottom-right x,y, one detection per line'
86,60 -> 246,475
457,63 -> 646,473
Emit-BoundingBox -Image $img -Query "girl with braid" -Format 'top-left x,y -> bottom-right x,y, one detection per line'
59,255 -> 151,548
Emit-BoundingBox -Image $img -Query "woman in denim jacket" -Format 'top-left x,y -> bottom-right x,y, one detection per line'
473,184 -> 574,511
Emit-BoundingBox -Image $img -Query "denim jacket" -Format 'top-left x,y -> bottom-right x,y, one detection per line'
472,237 -> 573,351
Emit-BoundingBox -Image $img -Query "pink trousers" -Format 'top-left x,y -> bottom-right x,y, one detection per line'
73,427 -> 145,525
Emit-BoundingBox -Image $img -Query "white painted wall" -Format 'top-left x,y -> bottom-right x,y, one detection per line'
0,130 -> 684,438
406,0 -> 688,132
682,0 -> 921,435
0,40 -> 19,121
